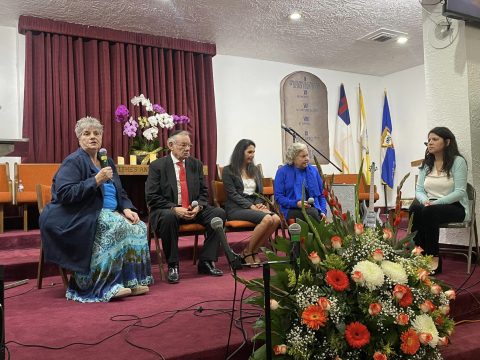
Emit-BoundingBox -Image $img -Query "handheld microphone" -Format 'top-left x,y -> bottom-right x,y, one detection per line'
211,217 -> 243,271
288,223 -> 302,276
99,148 -> 109,168
190,200 -> 198,210
424,142 -> 428,146
307,197 -> 315,206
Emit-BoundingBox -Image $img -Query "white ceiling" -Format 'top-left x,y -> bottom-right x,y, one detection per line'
0,0 -> 430,76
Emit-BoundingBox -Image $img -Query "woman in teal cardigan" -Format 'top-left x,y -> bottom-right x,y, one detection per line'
410,127 -> 468,275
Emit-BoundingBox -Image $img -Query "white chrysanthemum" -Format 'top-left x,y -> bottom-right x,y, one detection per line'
143,127 -> 158,140
352,260 -> 384,290
381,260 -> 408,284
412,314 -> 439,347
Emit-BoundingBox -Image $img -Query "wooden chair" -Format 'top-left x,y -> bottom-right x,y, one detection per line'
439,183 -> 479,274
36,184 -> 69,289
0,163 -> 13,233
147,213 -> 206,281
14,163 -> 61,231
328,173 -> 379,202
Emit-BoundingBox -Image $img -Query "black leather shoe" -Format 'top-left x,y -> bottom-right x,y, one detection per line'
198,260 -> 223,276
167,265 -> 180,284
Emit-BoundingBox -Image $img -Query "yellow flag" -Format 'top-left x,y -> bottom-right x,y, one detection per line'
358,86 -> 371,185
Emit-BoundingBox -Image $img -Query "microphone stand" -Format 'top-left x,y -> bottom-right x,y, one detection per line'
281,126 -> 342,172
260,259 -> 290,360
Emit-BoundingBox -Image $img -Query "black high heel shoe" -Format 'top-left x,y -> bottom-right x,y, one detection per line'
430,257 -> 443,276
241,251 -> 259,268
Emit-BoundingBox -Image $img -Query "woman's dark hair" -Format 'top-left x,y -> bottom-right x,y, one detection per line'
421,127 -> 464,176
229,139 -> 259,178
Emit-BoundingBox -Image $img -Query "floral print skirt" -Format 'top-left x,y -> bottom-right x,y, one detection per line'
66,209 -> 153,303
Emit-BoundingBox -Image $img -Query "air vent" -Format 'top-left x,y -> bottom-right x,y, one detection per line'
358,28 -> 408,43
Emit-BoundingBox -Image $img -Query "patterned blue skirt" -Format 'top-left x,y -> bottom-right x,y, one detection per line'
66,209 -> 153,302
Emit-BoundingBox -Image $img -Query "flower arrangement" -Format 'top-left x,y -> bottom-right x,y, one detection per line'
240,173 -> 456,360
114,94 -> 190,164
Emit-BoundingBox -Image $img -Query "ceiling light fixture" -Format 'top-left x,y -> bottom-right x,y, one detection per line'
397,36 -> 408,44
289,12 -> 302,20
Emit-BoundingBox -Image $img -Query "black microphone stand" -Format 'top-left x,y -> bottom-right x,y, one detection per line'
260,259 -> 290,360
281,126 -> 342,172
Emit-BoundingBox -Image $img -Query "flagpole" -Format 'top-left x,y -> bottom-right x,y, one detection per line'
383,183 -> 388,214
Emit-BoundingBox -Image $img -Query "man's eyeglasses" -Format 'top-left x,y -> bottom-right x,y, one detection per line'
175,142 -> 193,148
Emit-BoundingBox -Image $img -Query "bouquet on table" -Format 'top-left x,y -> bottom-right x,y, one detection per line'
114,94 -> 189,164
240,173 -> 455,360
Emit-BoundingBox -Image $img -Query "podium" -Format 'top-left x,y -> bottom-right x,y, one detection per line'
0,139 -> 29,157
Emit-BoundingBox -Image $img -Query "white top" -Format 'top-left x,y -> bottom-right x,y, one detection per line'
424,170 -> 454,200
242,178 -> 256,195
170,153 -> 185,206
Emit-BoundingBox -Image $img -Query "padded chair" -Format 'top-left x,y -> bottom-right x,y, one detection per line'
147,213 -> 206,281
0,163 -> 13,233
211,180 -> 257,232
217,163 -> 274,198
14,163 -> 61,231
36,184 -> 69,289
439,183 -> 479,274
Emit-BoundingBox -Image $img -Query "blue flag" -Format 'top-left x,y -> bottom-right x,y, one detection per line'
380,93 -> 396,188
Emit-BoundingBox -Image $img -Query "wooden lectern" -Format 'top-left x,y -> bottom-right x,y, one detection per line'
0,138 -> 29,157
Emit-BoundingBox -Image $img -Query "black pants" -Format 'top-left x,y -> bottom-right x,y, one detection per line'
155,206 -> 226,265
409,201 -> 465,256
287,207 -> 321,223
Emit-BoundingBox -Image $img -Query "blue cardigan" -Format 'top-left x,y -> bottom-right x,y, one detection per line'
415,156 -> 469,221
274,164 -> 327,219
39,148 -> 134,273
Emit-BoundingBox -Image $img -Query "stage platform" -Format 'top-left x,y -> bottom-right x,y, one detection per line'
1,229 -> 480,359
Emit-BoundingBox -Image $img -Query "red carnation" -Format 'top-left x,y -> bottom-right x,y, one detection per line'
325,269 -> 349,291
345,322 -> 371,348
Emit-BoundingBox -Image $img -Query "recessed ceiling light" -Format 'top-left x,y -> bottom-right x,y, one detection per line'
289,12 -> 302,20
397,36 -> 408,44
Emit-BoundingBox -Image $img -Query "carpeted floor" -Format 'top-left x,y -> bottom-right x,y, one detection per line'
2,230 -> 480,359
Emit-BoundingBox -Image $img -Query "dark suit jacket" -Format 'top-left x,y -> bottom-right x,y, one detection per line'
39,148 -> 135,273
145,155 -> 209,232
222,165 -> 263,215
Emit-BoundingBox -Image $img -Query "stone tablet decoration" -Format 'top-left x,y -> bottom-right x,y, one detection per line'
280,72 -> 329,164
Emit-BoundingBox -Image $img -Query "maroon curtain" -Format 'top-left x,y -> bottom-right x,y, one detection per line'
18,16 -> 218,182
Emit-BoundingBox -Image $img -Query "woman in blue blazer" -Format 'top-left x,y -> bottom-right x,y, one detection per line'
410,127 -> 468,275
274,143 -> 327,223
40,117 -> 153,302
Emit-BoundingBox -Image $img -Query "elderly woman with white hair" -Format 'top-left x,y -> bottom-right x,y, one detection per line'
40,117 -> 153,302
274,142 -> 327,223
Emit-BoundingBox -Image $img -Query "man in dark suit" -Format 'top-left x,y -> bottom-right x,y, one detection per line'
146,130 -> 225,283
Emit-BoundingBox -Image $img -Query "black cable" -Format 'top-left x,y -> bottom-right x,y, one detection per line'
224,270 -> 239,359
4,286 -> 35,299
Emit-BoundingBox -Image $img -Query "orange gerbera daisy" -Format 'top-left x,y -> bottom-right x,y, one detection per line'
345,322 -> 370,348
301,304 -> 328,330
400,328 -> 420,355
325,269 -> 349,291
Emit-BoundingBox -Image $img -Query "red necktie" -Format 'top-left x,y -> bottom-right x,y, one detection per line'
177,161 -> 190,208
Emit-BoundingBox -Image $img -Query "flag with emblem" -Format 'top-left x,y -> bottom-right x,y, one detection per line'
334,84 -> 356,173
380,92 -> 396,188
357,85 -> 371,184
